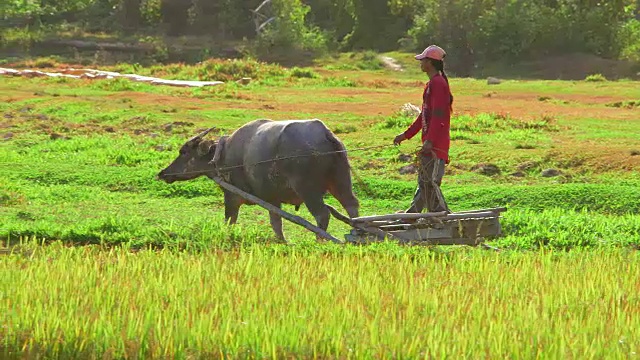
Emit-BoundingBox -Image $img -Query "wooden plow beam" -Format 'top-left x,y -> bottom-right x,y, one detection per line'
211,176 -> 343,244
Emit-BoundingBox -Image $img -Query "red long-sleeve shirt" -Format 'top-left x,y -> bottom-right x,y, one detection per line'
403,74 -> 451,163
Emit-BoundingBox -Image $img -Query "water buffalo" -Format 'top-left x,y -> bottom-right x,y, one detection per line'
157,119 -> 360,241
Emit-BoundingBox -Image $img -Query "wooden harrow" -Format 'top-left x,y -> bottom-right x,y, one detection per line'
328,206 -> 506,247
212,176 -> 506,247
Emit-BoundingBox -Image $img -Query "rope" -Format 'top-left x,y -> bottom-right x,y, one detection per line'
160,144 -> 398,177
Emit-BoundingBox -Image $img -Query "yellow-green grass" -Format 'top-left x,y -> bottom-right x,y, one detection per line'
2,244 -> 639,358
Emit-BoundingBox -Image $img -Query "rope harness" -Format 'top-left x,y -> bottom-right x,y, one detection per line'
160,144 -> 400,177
159,143 -> 448,202
161,143 -> 447,177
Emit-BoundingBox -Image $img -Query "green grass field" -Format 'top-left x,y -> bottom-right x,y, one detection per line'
1,56 -> 640,358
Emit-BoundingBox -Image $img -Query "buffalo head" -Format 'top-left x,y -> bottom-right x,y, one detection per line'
156,127 -> 226,183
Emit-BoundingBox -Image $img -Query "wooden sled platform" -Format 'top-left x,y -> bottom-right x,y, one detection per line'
329,207 -> 507,246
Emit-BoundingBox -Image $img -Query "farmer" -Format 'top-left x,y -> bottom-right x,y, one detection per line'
393,45 -> 453,214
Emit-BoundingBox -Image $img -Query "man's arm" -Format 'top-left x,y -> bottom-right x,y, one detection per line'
403,113 -> 422,140
394,112 -> 422,145
395,84 -> 428,145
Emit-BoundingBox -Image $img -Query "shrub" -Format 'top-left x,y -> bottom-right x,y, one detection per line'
183,59 -> 285,82
606,100 -> 640,109
332,124 -> 357,134
376,113 -> 415,129
33,57 -> 59,68
406,0 -> 636,66
92,78 -> 141,92
252,0 -> 329,62
585,74 -> 607,82
618,19 -> 640,62
290,67 -> 318,78
321,76 -> 357,87
200,59 -> 284,81
356,51 -> 385,70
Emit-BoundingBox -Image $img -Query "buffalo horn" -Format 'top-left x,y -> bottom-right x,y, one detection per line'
188,127 -> 216,143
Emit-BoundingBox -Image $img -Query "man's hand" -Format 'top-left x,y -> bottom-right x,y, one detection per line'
421,140 -> 433,153
393,133 -> 406,146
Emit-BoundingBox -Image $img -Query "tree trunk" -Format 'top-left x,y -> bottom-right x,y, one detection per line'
120,0 -> 142,32
348,0 -> 398,50
190,0 -> 221,36
160,0 -> 191,36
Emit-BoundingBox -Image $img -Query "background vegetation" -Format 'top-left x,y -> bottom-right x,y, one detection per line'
1,0 -> 639,75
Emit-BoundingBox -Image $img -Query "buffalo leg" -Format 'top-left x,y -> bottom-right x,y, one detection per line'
223,191 -> 241,225
329,185 -> 359,219
268,206 -> 286,242
329,173 -> 360,219
300,193 -> 330,241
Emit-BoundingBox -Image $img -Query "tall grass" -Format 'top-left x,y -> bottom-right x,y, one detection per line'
109,59 -> 287,82
2,244 -> 639,358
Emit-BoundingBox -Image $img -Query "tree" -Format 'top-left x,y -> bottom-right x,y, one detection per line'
303,0 -> 355,42
119,0 -> 141,31
343,0 -> 410,50
253,0 -> 328,63
160,0 -> 190,35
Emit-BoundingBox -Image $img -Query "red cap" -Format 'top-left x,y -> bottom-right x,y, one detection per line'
415,45 -> 446,61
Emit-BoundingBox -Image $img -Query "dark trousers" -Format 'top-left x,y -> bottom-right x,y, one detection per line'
405,153 -> 450,213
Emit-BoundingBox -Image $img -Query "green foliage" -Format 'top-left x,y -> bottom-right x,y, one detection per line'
376,112 -> 558,133
0,0 -> 95,19
320,76 -> 357,87
376,112 -> 414,129
196,58 -> 285,81
606,100 -> 640,109
354,51 -> 385,70
304,0 -> 355,43
252,0 -> 329,62
451,113 -> 558,132
342,0 -> 411,51
321,51 -> 385,70
0,26 -> 45,49
108,58 -> 286,82
92,77 -> 145,91
618,18 -> 640,62
406,0 -> 639,67
290,67 -> 319,78
585,73 -> 607,82
499,209 -> 640,249
2,0 -> 639,69
31,56 -> 59,68
140,0 -> 161,25
332,124 -> 357,134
